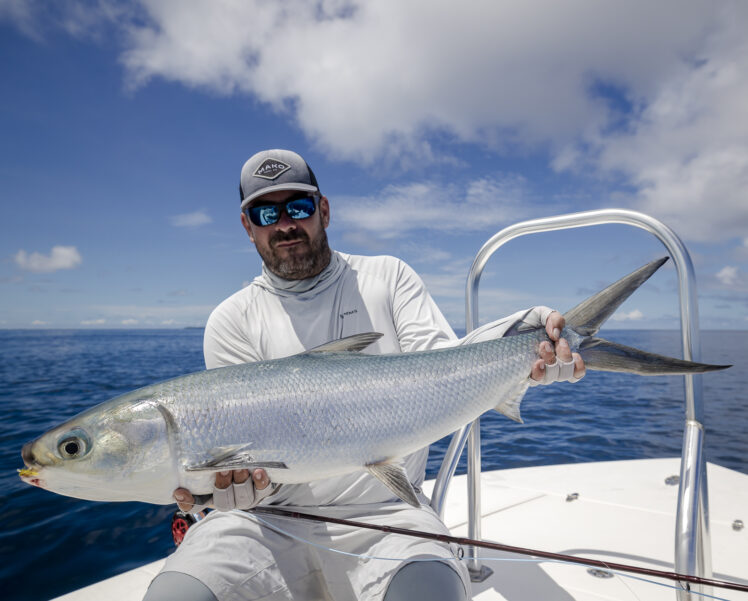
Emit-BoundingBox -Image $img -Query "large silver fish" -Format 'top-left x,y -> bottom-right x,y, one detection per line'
20,258 -> 728,507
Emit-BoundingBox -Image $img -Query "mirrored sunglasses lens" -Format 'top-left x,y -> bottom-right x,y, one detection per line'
286,197 -> 316,220
249,205 -> 281,226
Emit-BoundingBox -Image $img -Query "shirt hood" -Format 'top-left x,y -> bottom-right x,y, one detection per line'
253,250 -> 347,299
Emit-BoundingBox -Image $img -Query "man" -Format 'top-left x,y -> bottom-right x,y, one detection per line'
144,149 -> 584,601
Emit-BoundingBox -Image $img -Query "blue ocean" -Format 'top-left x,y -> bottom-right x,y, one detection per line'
1,329 -> 745,601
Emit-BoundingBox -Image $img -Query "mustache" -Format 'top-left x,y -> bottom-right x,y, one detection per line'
270,230 -> 309,247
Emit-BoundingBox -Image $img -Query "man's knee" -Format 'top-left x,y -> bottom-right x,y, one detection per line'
143,571 -> 217,601
384,561 -> 467,601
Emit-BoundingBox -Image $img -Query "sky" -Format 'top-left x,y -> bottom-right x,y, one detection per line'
1,0 -> 747,332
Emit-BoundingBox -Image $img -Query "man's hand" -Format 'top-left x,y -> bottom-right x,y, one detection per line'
530,311 -> 585,384
173,468 -> 274,512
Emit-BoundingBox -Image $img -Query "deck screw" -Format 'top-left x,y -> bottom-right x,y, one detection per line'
733,520 -> 744,531
665,475 -> 680,486
566,492 -> 579,502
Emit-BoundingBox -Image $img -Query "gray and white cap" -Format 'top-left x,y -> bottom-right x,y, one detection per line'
239,149 -> 320,210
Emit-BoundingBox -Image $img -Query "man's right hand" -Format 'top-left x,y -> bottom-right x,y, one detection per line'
173,468 -> 274,512
529,311 -> 585,384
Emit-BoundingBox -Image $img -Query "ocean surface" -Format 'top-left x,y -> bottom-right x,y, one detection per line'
1,328 -> 745,601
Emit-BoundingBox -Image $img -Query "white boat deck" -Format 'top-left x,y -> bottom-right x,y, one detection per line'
426,458 -> 748,601
54,458 -> 748,601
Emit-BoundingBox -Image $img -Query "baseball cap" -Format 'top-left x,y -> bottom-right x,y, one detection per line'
239,149 -> 320,210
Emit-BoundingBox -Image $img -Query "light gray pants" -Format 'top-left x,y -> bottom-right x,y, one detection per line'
143,561 -> 467,601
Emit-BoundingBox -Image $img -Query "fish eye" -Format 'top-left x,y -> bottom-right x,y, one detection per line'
57,429 -> 91,460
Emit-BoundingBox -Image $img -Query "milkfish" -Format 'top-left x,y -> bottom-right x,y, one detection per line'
19,258 -> 729,507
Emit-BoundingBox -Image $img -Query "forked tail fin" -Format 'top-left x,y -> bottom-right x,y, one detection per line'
578,337 -> 729,374
564,257 -> 668,336
564,257 -> 730,375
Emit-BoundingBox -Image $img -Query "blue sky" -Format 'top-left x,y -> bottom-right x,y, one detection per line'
1,0 -> 747,331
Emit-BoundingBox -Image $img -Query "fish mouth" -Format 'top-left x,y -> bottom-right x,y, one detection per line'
20,441 -> 44,486
18,467 -> 43,487
21,440 -> 39,468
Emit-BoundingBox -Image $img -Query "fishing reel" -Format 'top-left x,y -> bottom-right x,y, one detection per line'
171,510 -> 205,547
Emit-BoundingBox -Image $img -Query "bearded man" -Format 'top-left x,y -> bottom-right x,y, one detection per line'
143,149 -> 584,601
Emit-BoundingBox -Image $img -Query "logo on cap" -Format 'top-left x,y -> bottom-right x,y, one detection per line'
254,158 -> 291,180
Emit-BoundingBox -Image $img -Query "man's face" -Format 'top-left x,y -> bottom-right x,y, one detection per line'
241,189 -> 332,280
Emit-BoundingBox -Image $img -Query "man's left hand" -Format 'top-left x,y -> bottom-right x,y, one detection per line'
530,311 -> 585,384
173,468 -> 275,513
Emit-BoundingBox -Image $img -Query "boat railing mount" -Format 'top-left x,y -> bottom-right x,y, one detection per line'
428,208 -> 711,601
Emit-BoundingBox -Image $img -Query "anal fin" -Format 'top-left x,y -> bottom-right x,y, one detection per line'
493,381 -> 529,423
366,460 -> 420,507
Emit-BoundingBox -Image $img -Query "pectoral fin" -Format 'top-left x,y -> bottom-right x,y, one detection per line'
366,460 -> 420,507
185,444 -> 288,472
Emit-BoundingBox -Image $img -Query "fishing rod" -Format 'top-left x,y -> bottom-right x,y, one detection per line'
253,507 -> 748,594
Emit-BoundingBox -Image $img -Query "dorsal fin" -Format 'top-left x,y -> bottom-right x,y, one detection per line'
307,332 -> 383,353
563,257 -> 668,336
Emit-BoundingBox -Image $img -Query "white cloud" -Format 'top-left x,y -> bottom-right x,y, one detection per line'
110,1 -> 714,160
120,0 -> 748,242
335,176 -> 534,238
121,318 -> 139,325
0,0 -> 125,39
7,1 -> 748,243
420,263 -> 536,327
14,245 -> 82,273
81,318 -> 107,325
3,0 -> 709,162
31,319 -> 47,326
0,0 -> 40,39
170,210 -> 212,228
716,266 -> 739,286
398,242 -> 453,266
90,303 -> 215,324
580,12 -> 748,243
611,309 -> 644,322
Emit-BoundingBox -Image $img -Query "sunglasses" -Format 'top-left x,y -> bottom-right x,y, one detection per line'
245,195 -> 319,227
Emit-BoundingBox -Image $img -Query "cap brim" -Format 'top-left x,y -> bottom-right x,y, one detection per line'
240,183 -> 319,210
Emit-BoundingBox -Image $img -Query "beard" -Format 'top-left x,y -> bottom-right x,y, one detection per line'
258,227 -> 332,280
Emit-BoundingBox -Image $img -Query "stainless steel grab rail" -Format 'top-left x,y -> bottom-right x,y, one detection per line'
429,208 -> 711,600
